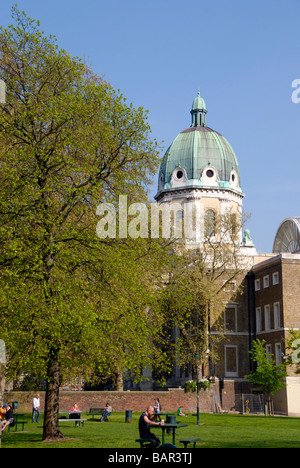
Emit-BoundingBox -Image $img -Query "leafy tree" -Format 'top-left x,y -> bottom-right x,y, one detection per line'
245,339 -> 287,415
0,7 -> 169,440
285,329 -> 300,373
81,234 -> 173,392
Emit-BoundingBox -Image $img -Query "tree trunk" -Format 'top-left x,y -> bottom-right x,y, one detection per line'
112,369 -> 123,391
43,353 -> 64,440
264,394 -> 273,416
0,364 -> 5,407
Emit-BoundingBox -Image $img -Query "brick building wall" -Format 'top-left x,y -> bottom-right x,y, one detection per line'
251,253 -> 300,415
212,274 -> 252,380
252,253 -> 300,373
4,380 -> 244,414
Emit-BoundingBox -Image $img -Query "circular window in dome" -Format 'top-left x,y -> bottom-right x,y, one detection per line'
176,170 -> 183,179
206,169 -> 214,178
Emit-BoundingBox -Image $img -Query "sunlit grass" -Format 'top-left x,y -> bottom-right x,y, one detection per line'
1,412 -> 300,448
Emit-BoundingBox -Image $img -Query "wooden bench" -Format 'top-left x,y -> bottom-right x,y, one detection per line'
88,408 -> 104,419
8,421 -> 28,432
179,437 -> 201,448
135,438 -> 151,448
59,418 -> 87,427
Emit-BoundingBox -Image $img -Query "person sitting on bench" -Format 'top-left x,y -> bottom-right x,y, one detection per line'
100,402 -> 112,422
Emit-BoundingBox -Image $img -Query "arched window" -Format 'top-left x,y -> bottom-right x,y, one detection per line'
177,210 -> 184,222
205,210 -> 215,237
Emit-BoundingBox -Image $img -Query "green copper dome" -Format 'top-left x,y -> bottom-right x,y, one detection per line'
156,92 -> 242,198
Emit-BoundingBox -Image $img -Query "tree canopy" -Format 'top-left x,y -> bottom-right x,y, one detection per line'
0,7 -> 171,440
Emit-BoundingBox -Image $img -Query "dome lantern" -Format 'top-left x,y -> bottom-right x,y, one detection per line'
191,90 -> 207,127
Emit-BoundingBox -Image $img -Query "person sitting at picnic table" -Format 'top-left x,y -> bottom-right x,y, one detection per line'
177,407 -> 187,417
1,404 -> 15,433
69,404 -> 81,426
139,405 -> 164,448
69,403 -> 80,417
100,402 -> 112,422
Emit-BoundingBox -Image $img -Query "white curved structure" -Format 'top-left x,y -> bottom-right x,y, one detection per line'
273,217 -> 300,253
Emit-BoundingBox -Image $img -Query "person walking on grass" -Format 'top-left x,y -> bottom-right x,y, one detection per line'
32,393 -> 40,423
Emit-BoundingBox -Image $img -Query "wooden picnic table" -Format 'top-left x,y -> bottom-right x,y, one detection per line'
14,413 -> 25,422
151,422 -> 188,446
14,413 -> 26,431
7,413 -> 27,432
58,411 -> 87,427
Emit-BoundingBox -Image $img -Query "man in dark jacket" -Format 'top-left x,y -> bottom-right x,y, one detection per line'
1,404 -> 15,433
138,406 -> 164,448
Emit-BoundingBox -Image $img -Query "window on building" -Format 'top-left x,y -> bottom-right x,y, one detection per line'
266,344 -> 272,361
172,208 -> 184,239
263,275 -> 270,288
177,210 -> 183,221
223,281 -> 236,293
274,302 -> 281,329
180,363 -> 190,378
256,307 -> 262,332
224,305 -> 237,333
275,343 -> 282,366
230,212 -> 238,236
206,169 -> 214,178
205,210 -> 216,237
225,345 -> 238,377
255,279 -> 261,291
272,272 -> 279,285
264,304 -> 271,331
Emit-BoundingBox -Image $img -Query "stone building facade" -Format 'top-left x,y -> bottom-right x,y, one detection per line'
137,92 -> 300,416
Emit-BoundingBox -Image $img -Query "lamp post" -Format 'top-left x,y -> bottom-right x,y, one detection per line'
194,353 -> 201,425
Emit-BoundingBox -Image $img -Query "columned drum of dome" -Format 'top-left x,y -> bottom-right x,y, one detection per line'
273,217 -> 300,254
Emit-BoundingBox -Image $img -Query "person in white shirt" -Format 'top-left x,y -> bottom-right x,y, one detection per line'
32,393 -> 40,423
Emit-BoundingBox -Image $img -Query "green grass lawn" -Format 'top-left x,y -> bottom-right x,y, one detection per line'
1,412 -> 300,448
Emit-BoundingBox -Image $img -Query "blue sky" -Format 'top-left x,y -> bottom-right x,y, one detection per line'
1,0 -> 299,253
